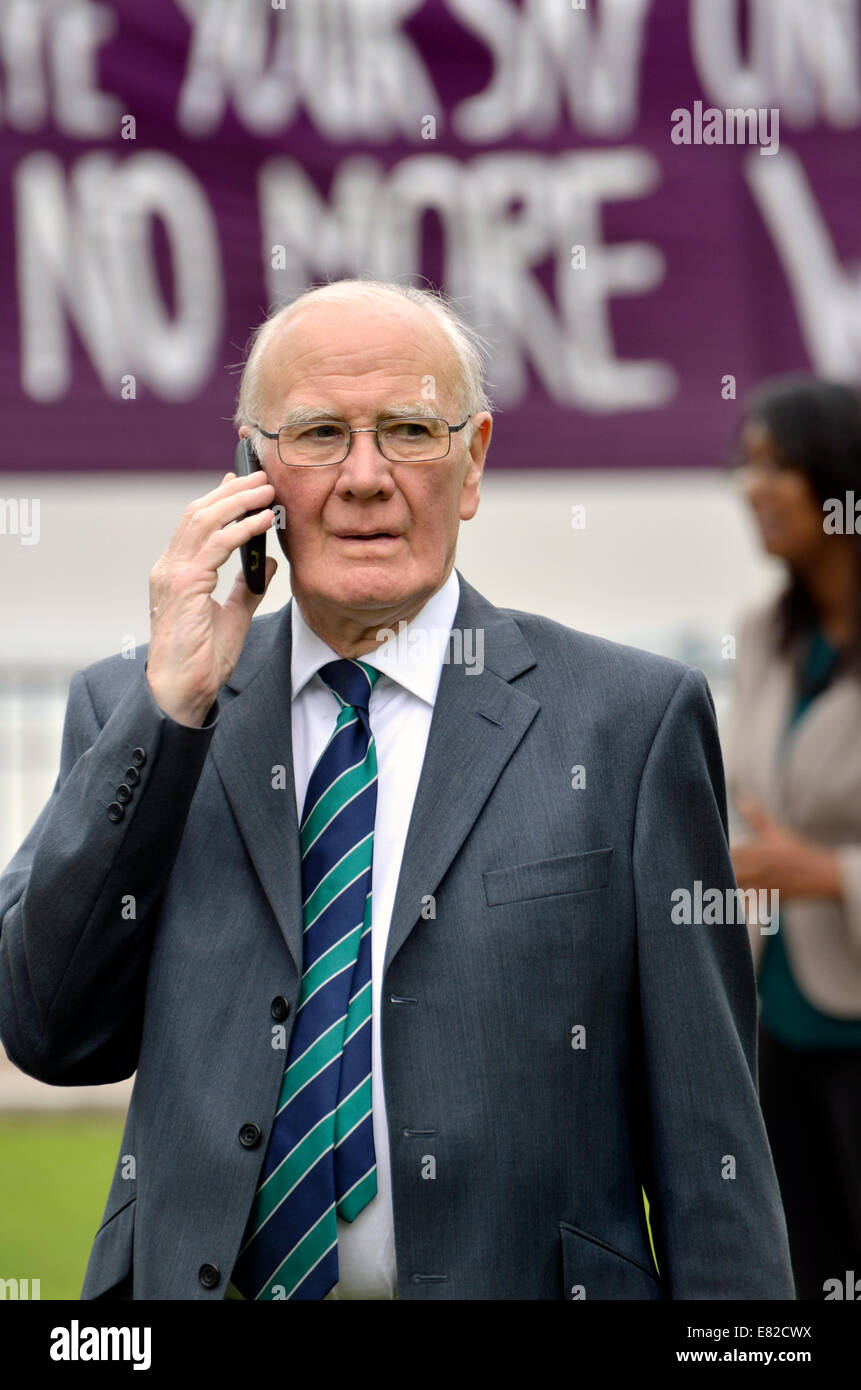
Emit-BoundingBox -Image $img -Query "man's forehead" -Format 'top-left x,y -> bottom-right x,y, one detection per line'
259,298 -> 458,401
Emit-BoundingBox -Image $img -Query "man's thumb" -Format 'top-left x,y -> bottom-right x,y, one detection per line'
230,557 -> 278,615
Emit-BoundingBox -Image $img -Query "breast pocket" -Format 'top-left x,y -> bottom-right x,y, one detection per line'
483,847 -> 613,907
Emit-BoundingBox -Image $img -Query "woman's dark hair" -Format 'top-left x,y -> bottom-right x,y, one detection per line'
738,374 -> 861,673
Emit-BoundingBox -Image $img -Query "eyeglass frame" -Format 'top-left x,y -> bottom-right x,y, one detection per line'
252,414 -> 473,467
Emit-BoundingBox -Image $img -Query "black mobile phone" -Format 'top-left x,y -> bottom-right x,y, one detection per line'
234,437 -> 266,594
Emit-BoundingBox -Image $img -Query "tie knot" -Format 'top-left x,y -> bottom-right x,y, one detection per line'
318,658 -> 380,713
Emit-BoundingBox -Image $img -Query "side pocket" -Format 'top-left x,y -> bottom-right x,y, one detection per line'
560,1221 -> 664,1301
81,1194 -> 136,1300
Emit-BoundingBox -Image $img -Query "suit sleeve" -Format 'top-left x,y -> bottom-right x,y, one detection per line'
632,667 -> 796,1300
0,662 -> 217,1086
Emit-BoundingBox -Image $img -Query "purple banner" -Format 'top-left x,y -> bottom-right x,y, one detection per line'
1,0 -> 860,472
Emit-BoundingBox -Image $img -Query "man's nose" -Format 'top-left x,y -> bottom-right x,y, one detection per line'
336,429 -> 394,492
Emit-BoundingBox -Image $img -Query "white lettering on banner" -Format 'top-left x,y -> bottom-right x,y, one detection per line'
3,0 -> 861,141
260,150 -> 674,412
449,0 -> 652,140
175,0 -> 439,138
16,152 -> 223,402
16,153 -> 124,399
0,0 -> 121,135
691,0 -> 861,128
544,150 -> 674,408
745,148 -> 861,377
260,157 -> 382,294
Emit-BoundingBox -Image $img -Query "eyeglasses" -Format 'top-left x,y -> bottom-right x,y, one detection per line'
254,415 -> 472,468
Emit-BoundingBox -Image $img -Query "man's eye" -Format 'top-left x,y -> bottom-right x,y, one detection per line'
300,424 -> 342,442
390,421 -> 431,438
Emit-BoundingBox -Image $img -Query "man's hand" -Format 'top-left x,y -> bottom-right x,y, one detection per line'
731,793 -> 844,901
146,469 -> 278,727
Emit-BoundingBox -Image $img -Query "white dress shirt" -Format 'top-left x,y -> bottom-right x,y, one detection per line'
289,569 -> 461,1300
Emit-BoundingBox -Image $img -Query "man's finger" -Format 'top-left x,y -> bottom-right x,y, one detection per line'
170,484 -> 275,565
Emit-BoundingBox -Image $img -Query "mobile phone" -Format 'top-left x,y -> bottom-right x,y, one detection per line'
234,437 -> 267,594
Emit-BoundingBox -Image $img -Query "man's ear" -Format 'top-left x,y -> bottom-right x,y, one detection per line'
460,413 -> 492,520
237,424 -> 262,467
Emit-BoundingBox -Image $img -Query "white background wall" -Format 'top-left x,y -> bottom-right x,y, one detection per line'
0,467 -> 780,666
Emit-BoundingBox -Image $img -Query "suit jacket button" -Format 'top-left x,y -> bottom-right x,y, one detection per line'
271,997 -> 290,1021
124,766 -> 141,786
115,784 -> 133,805
107,803 -> 125,823
239,1123 -> 262,1148
131,748 -> 147,768
199,1263 -> 220,1289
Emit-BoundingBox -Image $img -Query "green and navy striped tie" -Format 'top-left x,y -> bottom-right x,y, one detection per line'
230,658 -> 381,1299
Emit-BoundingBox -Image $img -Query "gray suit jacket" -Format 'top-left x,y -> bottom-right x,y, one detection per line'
0,572 -> 794,1299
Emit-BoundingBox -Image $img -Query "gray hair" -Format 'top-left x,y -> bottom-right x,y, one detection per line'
234,278 -> 493,458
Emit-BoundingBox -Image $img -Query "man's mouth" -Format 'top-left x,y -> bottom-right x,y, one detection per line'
335,532 -> 400,540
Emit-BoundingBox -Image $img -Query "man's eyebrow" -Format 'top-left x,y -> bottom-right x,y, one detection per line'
278,402 -> 443,427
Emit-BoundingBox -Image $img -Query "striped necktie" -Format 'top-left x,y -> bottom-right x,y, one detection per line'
230,658 -> 381,1300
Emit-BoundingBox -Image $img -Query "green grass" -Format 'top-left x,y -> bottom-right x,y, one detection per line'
0,1112 -> 125,1300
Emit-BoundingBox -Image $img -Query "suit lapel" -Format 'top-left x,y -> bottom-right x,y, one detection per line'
211,602 -> 305,977
383,572 -> 540,973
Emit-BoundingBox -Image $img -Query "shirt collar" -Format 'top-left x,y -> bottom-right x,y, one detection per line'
291,569 -> 461,708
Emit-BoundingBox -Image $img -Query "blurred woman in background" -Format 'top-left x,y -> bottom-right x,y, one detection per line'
724,375 -> 861,1300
